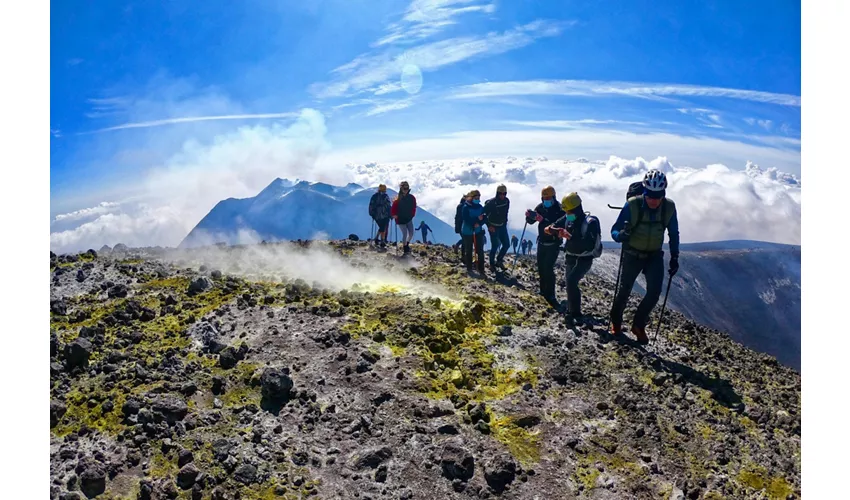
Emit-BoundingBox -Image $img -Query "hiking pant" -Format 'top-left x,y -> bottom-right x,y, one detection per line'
537,242 -> 561,298
399,220 -> 414,244
489,225 -> 510,266
609,249 -> 665,329
563,256 -> 593,316
512,242 -> 518,253
420,229 -> 429,244
462,233 -> 485,272
375,218 -> 389,240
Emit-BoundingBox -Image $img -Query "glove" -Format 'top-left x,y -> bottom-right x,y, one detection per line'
668,257 -> 679,277
614,229 -> 630,243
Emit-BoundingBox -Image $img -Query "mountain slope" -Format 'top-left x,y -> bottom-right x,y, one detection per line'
49,242 -> 800,500
586,241 -> 801,370
180,179 -> 457,248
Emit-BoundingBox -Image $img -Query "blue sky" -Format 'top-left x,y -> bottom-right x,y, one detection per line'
50,0 -> 801,250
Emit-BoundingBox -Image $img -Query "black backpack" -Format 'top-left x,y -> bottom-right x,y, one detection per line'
626,181 -> 643,200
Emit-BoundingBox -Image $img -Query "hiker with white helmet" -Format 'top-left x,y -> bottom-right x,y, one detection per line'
609,169 -> 680,344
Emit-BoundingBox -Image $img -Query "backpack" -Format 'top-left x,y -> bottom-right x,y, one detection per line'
627,182 -> 644,200
567,213 -> 603,258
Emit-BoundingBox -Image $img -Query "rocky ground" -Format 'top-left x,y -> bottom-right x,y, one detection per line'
49,241 -> 800,500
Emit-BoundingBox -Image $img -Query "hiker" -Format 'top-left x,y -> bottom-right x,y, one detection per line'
455,195 -> 468,263
416,221 -> 432,245
527,239 -> 534,254
609,169 -> 680,344
484,184 -> 510,272
525,186 -> 566,310
511,234 -> 519,254
548,192 -> 603,324
461,190 -> 487,274
521,239 -> 528,255
368,184 -> 392,249
390,181 -> 417,255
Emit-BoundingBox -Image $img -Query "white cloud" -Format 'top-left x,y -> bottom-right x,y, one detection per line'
363,98 -> 417,116
50,109 -> 337,253
343,156 -> 801,245
52,202 -> 120,223
758,119 -> 774,131
507,119 -> 647,128
449,79 -> 802,106
51,128 -> 62,138
320,127 -> 801,174
310,20 -> 568,98
744,117 -> 756,126
375,0 -> 497,47
87,113 -> 298,133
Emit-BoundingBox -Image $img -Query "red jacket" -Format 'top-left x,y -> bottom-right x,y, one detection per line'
391,194 -> 417,224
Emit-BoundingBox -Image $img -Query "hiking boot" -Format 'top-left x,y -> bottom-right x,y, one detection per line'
610,323 -> 623,336
545,295 -> 563,312
490,263 -> 498,273
631,325 -> 649,345
403,244 -> 411,255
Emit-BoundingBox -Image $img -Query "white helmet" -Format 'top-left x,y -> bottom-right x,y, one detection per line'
643,169 -> 668,192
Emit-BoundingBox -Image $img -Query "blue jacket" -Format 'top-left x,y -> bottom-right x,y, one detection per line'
461,202 -> 487,236
611,197 -> 680,258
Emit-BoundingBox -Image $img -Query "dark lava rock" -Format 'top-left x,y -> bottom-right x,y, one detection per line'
514,415 -> 541,428
440,442 -> 475,481
375,464 -> 388,483
233,463 -> 258,485
212,439 -> 235,461
212,376 -> 226,395
50,400 -> 67,428
483,455 -> 517,493
260,368 -> 293,404
191,322 -> 226,354
211,270 -> 222,279
438,424 -> 460,435
177,463 -> 200,489
122,398 -> 141,417
108,283 -> 129,299
188,277 -> 214,295
64,337 -> 93,370
178,449 -> 195,467
152,395 -> 189,423
61,492 -> 83,500
218,347 -> 241,369
76,269 -> 90,283
79,461 -> 107,498
50,331 -> 60,358
352,447 -> 393,470
51,299 -> 68,316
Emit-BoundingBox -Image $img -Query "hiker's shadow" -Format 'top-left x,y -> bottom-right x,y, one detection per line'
598,331 -> 744,411
494,271 -> 526,290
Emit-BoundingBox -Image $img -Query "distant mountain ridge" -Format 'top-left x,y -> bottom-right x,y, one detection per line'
180,179 -> 457,248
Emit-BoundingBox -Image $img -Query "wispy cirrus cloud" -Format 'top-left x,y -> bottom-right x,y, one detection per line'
85,113 -> 298,133
449,79 -> 802,106
374,0 -> 497,47
311,20 -> 570,99
506,119 -> 647,129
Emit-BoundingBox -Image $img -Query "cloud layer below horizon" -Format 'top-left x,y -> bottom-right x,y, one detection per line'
49,109 -> 801,253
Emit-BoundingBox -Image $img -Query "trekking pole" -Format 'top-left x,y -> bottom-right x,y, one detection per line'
608,239 -> 626,333
608,204 -> 623,210
513,221 -> 528,268
473,232 -> 478,268
653,274 -> 674,344
370,219 -> 375,247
